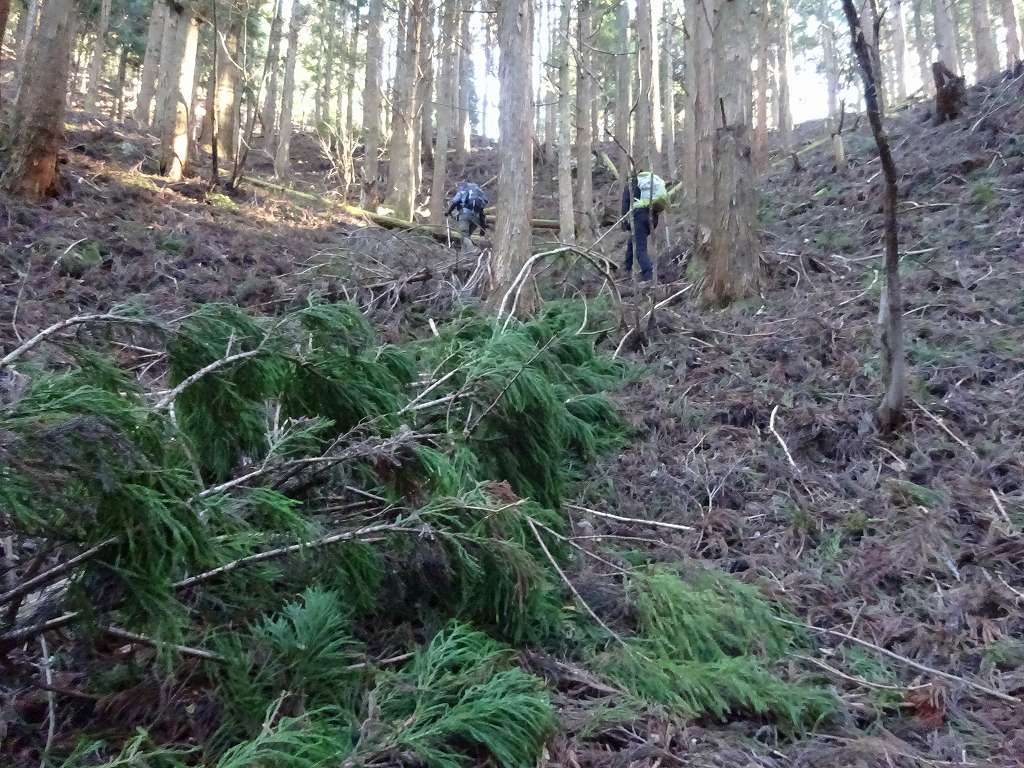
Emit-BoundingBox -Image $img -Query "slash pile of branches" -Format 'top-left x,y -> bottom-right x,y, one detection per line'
0,298 -> 833,767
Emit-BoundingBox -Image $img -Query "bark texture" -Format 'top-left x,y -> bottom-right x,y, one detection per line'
429,0 -> 460,225
705,0 -> 760,305
911,0 -> 934,95
274,0 -> 305,179
615,0 -> 632,184
262,0 -> 284,153
135,0 -> 168,125
999,0 -> 1022,67
634,0 -> 660,170
454,3 -> 473,167
891,0 -> 908,102
682,0 -> 697,193
933,0 -> 960,73
776,0 -> 794,152
361,0 -> 385,206
158,8 -> 200,181
694,0 -> 716,257
387,0 -> 424,220
970,0 -> 999,79
557,0 -> 575,243
152,4 -> 181,129
841,0 -> 905,433
2,0 -> 76,200
490,0 -> 534,308
661,4 -> 676,175
215,6 -> 243,163
84,0 -> 112,112
576,0 -> 596,244
753,0 -> 770,170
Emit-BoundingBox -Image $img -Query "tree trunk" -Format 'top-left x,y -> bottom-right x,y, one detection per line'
345,0 -> 358,141
557,0 -> 575,243
429,0 -> 460,225
134,0 -> 168,125
841,0 -> 905,433
615,0 -> 632,184
705,0 -> 759,305
576,0 -> 596,244
753,0 -> 770,170
970,0 -> 999,79
694,0 -> 716,259
321,4 -> 338,132
113,42 -> 128,119
682,0 -> 697,193
361,0 -> 384,206
84,0 -> 111,112
860,2 -> 886,114
543,0 -> 557,165
262,0 -> 284,152
0,1 -> 10,103
215,6 -> 242,164
152,5 -> 181,130
454,3 -> 473,167
777,0 -> 794,153
822,16 -> 839,119
389,0 -> 425,219
892,0 -> 909,101
911,0 -> 934,95
274,0 -> 305,179
634,0 -> 659,170
415,2 -> 435,182
2,0 -> 76,200
490,0 -> 534,309
13,0 -> 41,103
661,4 -> 676,175
933,0 -> 960,73
482,12 -> 494,141
158,9 -> 200,181
998,0 -> 1022,67
386,0 -> 423,220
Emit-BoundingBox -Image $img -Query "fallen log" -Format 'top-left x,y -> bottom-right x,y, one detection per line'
244,176 -> 561,236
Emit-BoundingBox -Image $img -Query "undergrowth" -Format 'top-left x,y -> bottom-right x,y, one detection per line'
0,298 -> 834,765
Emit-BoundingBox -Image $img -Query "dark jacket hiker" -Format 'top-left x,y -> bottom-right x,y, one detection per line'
445,182 -> 489,241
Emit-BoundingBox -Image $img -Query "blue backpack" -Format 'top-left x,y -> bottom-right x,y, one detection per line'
452,182 -> 488,212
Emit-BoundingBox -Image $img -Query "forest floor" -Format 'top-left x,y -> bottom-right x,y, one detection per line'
2,71 -> 1024,767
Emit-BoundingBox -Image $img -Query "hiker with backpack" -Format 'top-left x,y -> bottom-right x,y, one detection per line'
620,171 -> 667,282
445,181 -> 488,249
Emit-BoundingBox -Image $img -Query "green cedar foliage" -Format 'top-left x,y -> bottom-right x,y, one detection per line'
598,566 -> 836,731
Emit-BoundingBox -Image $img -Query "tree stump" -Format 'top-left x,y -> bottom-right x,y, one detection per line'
932,61 -> 966,126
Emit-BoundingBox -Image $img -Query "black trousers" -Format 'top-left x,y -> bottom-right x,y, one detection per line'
624,208 -> 653,281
